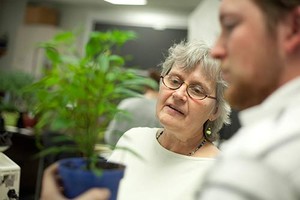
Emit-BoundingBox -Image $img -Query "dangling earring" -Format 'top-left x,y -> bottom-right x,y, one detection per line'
206,127 -> 212,136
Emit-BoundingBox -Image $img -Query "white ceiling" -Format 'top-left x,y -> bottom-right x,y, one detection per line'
31,0 -> 203,13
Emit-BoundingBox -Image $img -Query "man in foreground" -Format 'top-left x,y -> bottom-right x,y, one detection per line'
197,0 -> 300,199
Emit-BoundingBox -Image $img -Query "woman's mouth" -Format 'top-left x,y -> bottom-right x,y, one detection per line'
167,105 -> 184,115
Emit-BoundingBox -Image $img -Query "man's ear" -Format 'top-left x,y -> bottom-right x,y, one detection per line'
284,7 -> 300,53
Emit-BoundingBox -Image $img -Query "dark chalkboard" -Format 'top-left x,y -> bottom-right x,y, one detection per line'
94,22 -> 187,70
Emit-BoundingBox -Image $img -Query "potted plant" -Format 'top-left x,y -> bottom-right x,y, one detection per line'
30,29 -> 156,199
0,70 -> 36,128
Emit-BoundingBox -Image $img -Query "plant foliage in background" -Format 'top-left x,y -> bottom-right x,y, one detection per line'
30,30 -> 157,170
0,70 -> 35,112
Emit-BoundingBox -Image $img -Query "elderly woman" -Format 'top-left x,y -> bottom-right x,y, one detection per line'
40,41 -> 230,200
108,41 -> 231,200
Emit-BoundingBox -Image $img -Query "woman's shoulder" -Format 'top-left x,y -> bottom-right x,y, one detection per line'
126,127 -> 161,134
194,142 -> 221,158
117,127 -> 160,144
109,127 -> 161,163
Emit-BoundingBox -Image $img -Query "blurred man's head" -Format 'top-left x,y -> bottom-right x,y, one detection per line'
211,0 -> 300,110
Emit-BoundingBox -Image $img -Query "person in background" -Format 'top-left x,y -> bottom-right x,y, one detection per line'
40,40 -> 231,200
197,0 -> 300,199
104,69 -> 162,146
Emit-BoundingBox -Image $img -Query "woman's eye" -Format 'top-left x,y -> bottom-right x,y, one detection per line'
172,79 -> 180,84
169,76 -> 181,85
190,85 -> 205,95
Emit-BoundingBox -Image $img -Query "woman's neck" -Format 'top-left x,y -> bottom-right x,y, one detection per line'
157,130 -> 206,156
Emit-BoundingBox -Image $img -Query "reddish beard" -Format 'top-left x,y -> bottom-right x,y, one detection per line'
224,77 -> 278,111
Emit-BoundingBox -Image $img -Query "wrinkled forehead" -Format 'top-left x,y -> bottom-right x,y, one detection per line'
171,61 -> 218,83
170,63 -> 217,88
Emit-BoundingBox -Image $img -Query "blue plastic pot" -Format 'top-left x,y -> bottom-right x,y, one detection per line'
58,157 -> 125,200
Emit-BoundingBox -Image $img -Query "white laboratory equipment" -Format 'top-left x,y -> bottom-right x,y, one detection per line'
0,152 -> 20,200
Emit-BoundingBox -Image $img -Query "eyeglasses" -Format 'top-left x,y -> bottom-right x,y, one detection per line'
160,75 -> 217,100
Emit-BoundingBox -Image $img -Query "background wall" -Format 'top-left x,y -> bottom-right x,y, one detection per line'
59,5 -> 190,56
188,0 -> 220,47
0,0 -> 221,73
0,0 -> 192,73
0,0 -> 27,70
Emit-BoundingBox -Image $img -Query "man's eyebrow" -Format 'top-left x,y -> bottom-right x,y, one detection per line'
219,6 -> 240,21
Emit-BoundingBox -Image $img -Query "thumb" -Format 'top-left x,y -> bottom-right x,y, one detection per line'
75,188 -> 111,200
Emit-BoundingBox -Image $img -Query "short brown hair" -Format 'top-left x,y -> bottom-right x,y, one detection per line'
252,0 -> 300,30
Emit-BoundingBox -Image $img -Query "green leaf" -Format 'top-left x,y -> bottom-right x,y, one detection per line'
45,47 -> 61,64
97,54 -> 110,72
109,55 -> 125,66
53,31 -> 75,43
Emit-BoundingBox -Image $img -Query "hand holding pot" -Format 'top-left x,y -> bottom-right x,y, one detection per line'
41,163 -> 111,200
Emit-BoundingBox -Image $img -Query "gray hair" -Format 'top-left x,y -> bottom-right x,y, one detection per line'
160,40 -> 231,142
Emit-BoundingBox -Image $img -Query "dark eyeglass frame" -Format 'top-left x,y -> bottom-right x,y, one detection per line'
160,75 -> 217,101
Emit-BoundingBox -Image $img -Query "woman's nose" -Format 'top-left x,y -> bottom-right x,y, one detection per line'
172,84 -> 188,101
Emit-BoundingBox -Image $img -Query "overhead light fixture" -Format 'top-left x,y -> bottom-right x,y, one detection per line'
104,0 -> 147,5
